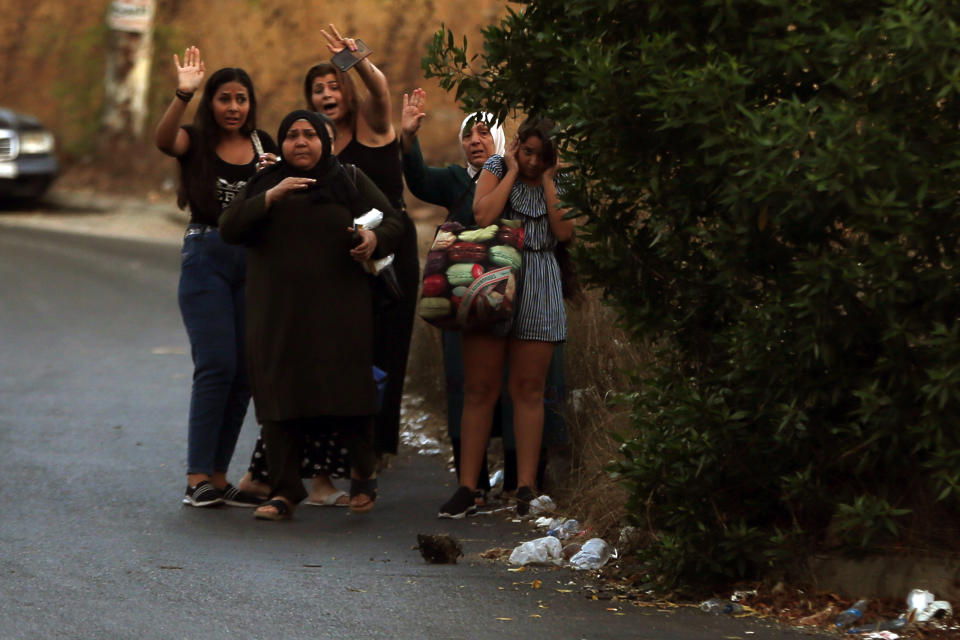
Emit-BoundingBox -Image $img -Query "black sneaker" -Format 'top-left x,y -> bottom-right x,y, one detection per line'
182,480 -> 223,507
515,486 -> 536,517
438,486 -> 479,519
222,484 -> 262,507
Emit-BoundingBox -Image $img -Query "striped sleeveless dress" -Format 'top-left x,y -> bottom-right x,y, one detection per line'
483,155 -> 567,342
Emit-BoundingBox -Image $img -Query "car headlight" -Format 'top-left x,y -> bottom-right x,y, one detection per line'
19,130 -> 55,155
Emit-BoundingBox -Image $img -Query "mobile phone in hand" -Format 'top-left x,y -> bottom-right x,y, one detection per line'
332,39 -> 372,72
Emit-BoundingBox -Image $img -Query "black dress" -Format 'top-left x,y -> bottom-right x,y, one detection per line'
245,136 -> 418,483
220,165 -> 403,503
340,137 -> 420,456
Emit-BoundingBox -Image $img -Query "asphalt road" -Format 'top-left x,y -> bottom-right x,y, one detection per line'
0,200 -> 829,639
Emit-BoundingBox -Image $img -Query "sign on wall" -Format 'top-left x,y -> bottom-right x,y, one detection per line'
107,0 -> 155,34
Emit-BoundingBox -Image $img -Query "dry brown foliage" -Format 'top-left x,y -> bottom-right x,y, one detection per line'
558,289 -> 652,536
2,0 -> 506,199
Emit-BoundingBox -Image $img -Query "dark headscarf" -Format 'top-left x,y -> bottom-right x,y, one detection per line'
245,109 -> 363,214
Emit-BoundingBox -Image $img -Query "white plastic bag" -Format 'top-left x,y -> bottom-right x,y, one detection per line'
528,494 -> 556,516
508,536 -> 564,566
354,208 -> 384,229
535,516 -> 563,529
353,208 -> 395,275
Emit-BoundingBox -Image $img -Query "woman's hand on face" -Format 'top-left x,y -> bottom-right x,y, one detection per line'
503,137 -> 520,174
543,158 -> 561,184
348,227 -> 378,262
257,153 -> 279,172
321,23 -> 356,55
174,46 -> 205,93
400,89 -> 427,137
267,177 -> 315,202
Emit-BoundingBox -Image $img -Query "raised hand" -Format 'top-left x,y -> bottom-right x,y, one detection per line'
543,156 -> 561,183
504,136 -> 520,174
173,46 -> 205,93
320,23 -> 356,54
401,88 -> 427,137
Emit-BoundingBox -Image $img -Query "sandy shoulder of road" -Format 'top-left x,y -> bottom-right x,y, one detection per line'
1,188 -> 444,254
0,188 -> 187,245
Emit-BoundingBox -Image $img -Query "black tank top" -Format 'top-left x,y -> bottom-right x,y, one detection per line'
338,136 -> 405,211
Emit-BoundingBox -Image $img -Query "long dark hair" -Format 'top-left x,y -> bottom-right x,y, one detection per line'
303,62 -> 358,133
177,67 -> 258,213
518,116 -> 582,302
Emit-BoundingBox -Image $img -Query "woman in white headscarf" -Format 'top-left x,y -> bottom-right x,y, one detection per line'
401,89 -> 567,510
401,88 -> 505,227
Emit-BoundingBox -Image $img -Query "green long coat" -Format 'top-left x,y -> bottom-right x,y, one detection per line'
219,171 -> 403,422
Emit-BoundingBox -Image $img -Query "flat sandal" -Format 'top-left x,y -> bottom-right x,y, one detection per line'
254,498 -> 293,521
349,478 -> 378,514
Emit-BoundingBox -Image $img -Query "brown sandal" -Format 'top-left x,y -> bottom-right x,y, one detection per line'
254,498 -> 293,521
349,478 -> 378,513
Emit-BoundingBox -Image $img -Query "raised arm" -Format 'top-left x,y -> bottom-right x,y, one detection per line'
400,89 -> 460,206
399,88 -> 427,153
155,46 -> 205,157
321,24 -> 394,139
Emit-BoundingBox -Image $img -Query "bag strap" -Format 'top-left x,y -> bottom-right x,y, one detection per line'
445,170 -> 481,223
456,266 -> 514,327
250,130 -> 265,157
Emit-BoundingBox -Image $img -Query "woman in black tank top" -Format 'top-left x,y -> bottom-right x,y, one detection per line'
155,47 -> 277,509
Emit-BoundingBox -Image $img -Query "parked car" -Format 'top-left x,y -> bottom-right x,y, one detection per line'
0,107 -> 58,201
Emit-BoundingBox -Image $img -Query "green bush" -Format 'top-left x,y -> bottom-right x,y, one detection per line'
423,0 -> 960,589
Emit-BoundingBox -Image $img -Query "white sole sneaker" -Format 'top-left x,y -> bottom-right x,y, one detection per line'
183,481 -> 223,507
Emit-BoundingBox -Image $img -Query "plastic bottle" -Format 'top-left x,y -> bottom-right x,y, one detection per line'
568,538 -> 614,570
699,599 -> 745,615
834,599 -> 868,629
547,519 -> 580,540
847,618 -> 907,634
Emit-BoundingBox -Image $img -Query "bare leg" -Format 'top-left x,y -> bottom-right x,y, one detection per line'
507,339 -> 556,491
458,332 -> 508,490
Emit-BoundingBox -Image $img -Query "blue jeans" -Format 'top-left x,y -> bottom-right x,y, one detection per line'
178,226 -> 250,475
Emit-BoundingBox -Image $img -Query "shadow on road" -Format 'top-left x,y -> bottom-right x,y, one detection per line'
0,194 -> 107,215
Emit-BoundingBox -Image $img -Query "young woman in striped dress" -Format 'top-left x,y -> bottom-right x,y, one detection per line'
438,118 -> 574,519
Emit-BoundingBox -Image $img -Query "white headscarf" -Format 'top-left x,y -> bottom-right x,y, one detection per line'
459,112 -> 506,178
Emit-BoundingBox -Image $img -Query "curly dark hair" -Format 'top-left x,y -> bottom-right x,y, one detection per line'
517,116 -> 582,302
